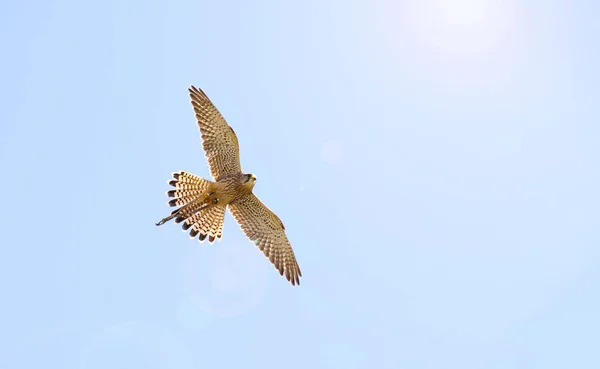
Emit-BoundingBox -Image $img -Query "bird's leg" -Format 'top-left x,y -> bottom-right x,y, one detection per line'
156,187 -> 222,226
155,213 -> 177,226
203,191 -> 220,205
155,200 -> 209,226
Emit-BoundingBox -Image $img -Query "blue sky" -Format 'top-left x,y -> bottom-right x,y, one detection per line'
1,0 -> 599,368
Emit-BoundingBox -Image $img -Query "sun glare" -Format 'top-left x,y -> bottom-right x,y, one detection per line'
404,0 -> 517,54
435,0 -> 492,28
370,0 -> 525,98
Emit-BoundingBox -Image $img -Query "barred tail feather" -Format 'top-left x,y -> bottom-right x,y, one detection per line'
182,205 -> 226,243
155,171 -> 213,226
167,171 -> 212,207
157,171 -> 226,241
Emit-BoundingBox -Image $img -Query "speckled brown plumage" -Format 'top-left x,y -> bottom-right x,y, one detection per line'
156,85 -> 302,286
229,194 -> 301,285
189,85 -> 241,181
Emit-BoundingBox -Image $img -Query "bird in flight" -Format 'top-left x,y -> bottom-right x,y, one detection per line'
156,86 -> 302,286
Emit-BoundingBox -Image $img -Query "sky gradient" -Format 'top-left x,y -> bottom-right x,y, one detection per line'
1,0 -> 599,368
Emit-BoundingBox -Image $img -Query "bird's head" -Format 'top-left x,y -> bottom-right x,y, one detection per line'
242,173 -> 257,189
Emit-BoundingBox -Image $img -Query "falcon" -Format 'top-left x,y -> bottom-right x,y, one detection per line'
156,86 -> 302,286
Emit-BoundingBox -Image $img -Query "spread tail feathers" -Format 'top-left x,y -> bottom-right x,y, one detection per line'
166,170 -> 211,207
182,204 -> 226,243
156,171 -> 226,243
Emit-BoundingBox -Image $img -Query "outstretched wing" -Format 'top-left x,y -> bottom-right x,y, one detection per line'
228,194 -> 302,286
189,86 -> 242,180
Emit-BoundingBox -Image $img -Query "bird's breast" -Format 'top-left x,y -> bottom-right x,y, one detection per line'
216,177 -> 251,203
